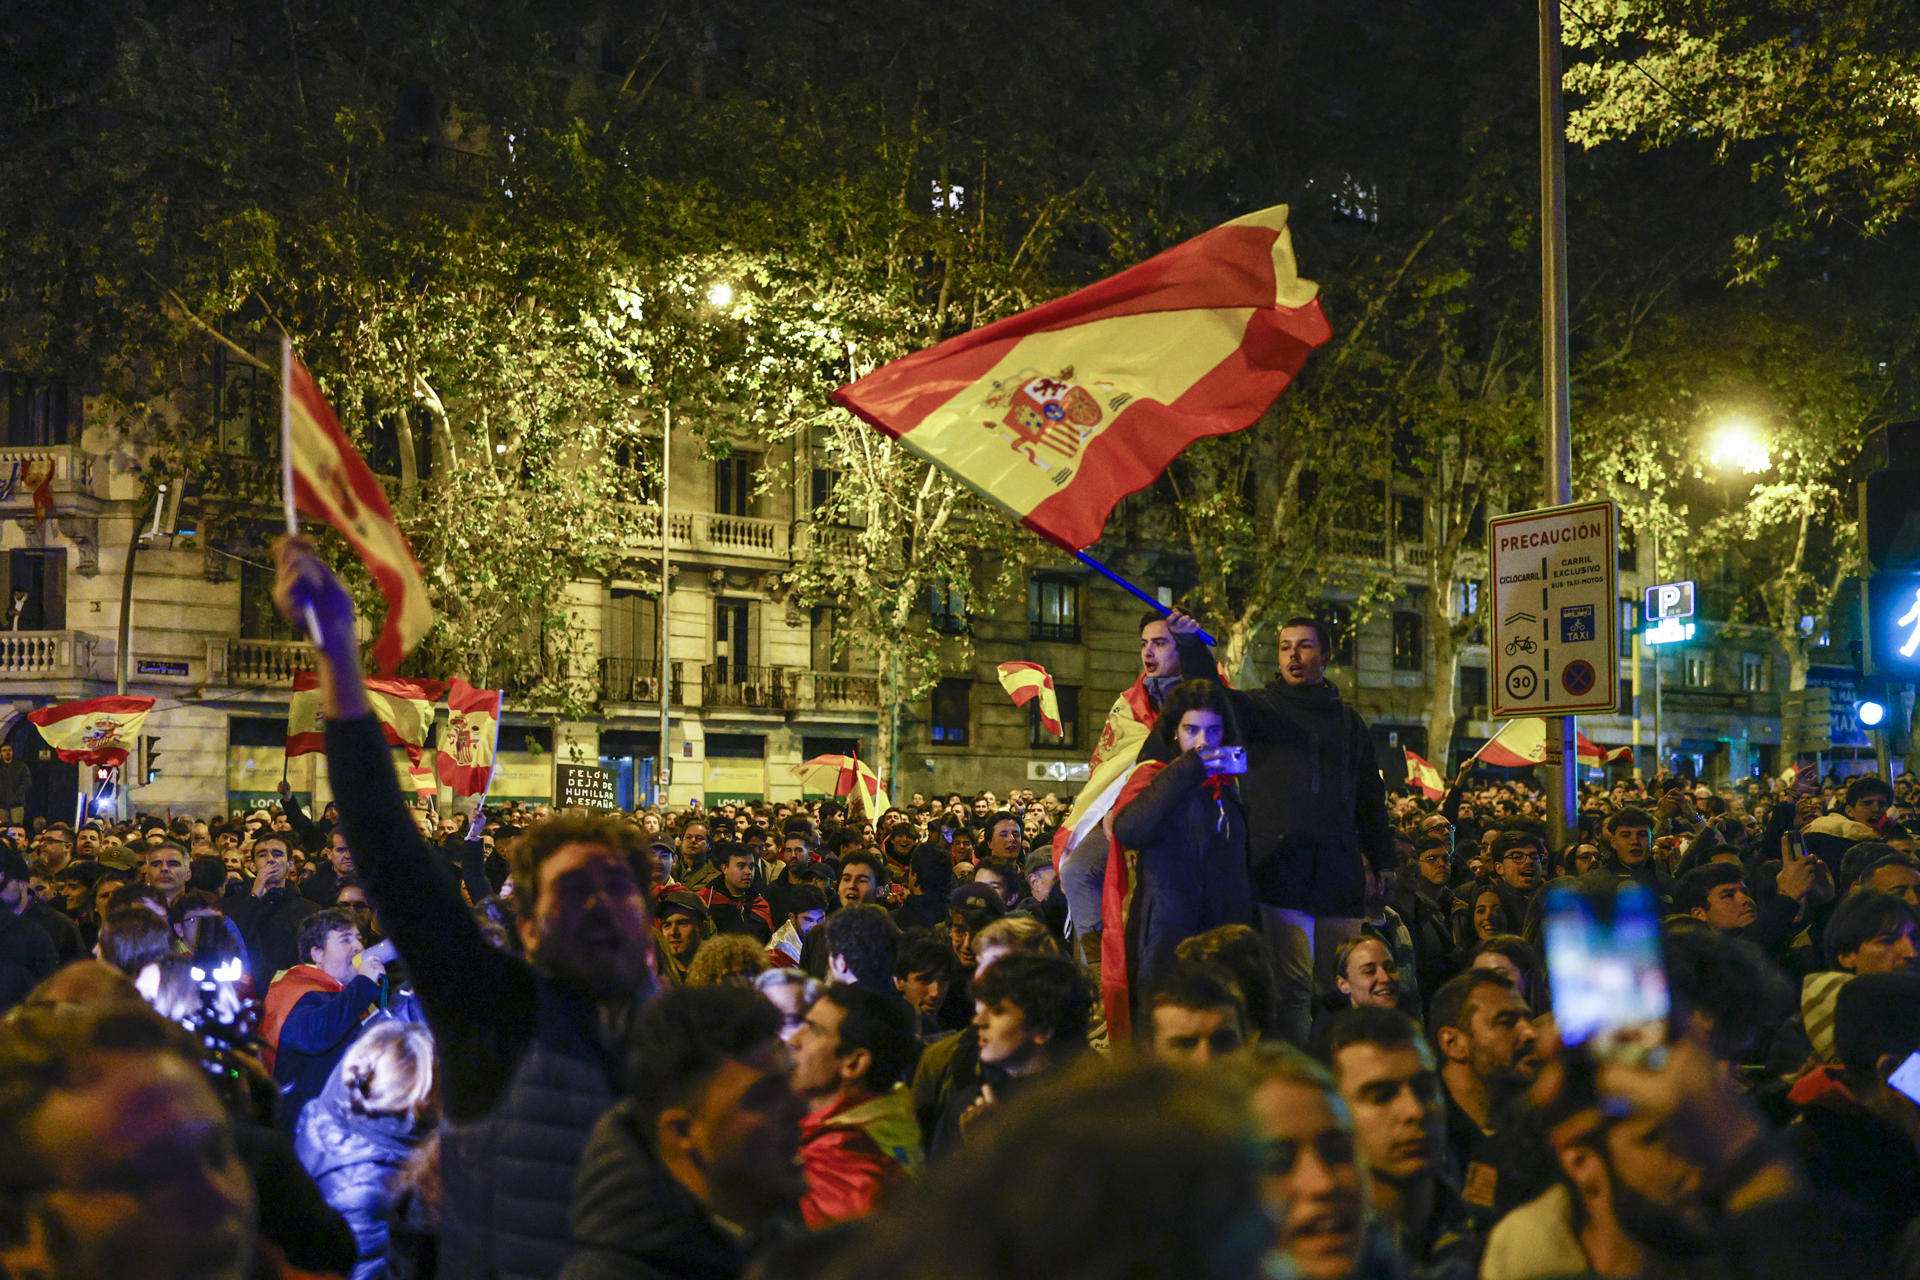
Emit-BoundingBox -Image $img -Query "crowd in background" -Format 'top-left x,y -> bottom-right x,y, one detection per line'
0,538 -> 1917,1280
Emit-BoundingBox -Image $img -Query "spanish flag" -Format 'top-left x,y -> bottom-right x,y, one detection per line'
28,696 -> 154,765
286,670 -> 440,762
1473,718 -> 1628,770
283,339 -> 433,674
832,206 -> 1330,552
1404,749 -> 1446,801
437,677 -> 502,797
996,661 -> 1063,738
1474,718 -> 1548,768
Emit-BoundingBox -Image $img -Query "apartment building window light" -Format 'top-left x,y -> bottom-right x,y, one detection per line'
1683,651 -> 1712,689
930,678 -> 971,745
1740,652 -> 1770,693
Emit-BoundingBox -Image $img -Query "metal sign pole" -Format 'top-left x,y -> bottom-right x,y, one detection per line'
1538,0 -> 1577,846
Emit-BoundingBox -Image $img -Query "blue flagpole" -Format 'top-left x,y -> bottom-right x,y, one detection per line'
1072,550 -> 1216,646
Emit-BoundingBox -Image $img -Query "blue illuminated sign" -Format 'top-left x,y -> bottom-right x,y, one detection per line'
1868,572 -> 1920,677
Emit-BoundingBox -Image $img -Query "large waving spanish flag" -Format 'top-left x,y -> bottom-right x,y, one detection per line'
28,696 -> 154,765
283,339 -> 433,674
286,670 -> 440,762
437,677 -> 503,797
831,206 -> 1330,552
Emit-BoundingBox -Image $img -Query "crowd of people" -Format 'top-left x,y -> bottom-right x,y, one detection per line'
0,537 -> 1917,1280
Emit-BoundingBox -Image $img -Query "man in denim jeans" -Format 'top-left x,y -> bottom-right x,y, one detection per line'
1181,614 -> 1391,1047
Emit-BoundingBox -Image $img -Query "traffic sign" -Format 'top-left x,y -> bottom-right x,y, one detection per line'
1643,580 -> 1696,622
1489,500 -> 1620,718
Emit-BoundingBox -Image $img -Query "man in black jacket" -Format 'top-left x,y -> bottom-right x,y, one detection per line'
562,986 -> 802,1279
273,535 -> 656,1280
1175,612 -> 1391,1047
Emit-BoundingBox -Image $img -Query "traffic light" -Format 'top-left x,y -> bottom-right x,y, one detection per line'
140,735 -> 162,786
1866,572 -> 1920,678
1856,697 -> 1887,728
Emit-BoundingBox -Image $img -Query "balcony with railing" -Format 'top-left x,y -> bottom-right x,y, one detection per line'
0,630 -> 99,680
0,446 -> 101,516
791,669 -> 880,713
210,638 -> 314,688
598,657 -> 689,706
632,507 -> 791,561
701,664 -> 790,712
1331,528 -> 1388,561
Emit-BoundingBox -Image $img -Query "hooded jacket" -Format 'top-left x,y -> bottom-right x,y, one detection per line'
796,1086 -> 922,1227
1228,677 -> 1391,917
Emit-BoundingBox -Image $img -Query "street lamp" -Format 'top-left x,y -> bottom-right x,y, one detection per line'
706,281 -> 735,309
1705,417 -> 1770,474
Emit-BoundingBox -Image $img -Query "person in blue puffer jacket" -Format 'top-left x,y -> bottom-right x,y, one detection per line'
297,1018 -> 438,1280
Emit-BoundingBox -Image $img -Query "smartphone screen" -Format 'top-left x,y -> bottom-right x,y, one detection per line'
1890,1050 -> 1920,1105
1544,882 -> 1670,1064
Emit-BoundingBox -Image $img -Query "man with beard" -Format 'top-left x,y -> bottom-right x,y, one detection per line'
1427,969 -> 1540,1221
274,535 -> 657,1280
1318,1007 -> 1481,1275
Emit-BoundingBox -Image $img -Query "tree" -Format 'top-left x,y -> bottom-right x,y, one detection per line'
1563,0 -> 1920,271
1577,290 -> 1897,693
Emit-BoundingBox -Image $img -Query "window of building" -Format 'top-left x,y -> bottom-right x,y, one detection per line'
1317,601 -> 1356,667
1028,684 -> 1080,750
810,607 -> 849,673
1457,579 -> 1484,644
713,599 -> 757,681
3,549 -> 65,631
210,349 -> 275,459
1618,676 -> 1633,717
1,374 -> 74,447
930,678 -> 971,745
1465,499 -> 1486,547
929,581 -> 968,635
1683,651 -> 1712,688
810,465 -> 842,517
228,716 -> 290,748
713,453 -> 759,517
604,589 -> 659,664
1619,598 -> 1637,660
1617,527 -> 1638,572
1458,666 -> 1489,716
1392,610 -> 1424,672
496,724 -> 554,753
1393,494 -> 1425,544
1028,574 -> 1080,643
1740,652 -> 1770,693
240,561 -> 296,640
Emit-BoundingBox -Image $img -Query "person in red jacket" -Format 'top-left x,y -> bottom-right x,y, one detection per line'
788,983 -> 924,1226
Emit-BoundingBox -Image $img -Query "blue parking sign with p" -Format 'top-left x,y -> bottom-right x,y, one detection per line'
1559,603 -> 1595,644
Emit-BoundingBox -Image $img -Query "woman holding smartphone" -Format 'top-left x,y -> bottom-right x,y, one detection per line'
1105,680 -> 1256,1037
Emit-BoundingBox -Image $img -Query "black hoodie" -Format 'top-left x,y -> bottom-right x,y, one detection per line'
1227,677 -> 1391,917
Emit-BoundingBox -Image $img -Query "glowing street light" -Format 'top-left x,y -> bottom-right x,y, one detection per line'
1705,417 -> 1770,474
706,281 -> 735,309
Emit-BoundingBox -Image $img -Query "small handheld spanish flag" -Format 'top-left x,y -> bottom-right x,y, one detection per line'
282,338 -> 433,674
1404,748 -> 1445,802
438,677 -> 503,798
997,661 -> 1063,738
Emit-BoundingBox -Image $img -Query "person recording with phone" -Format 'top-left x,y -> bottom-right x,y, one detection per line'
1103,680 -> 1255,1039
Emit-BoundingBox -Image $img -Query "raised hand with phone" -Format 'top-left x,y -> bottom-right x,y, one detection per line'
1101,680 -> 1257,1040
